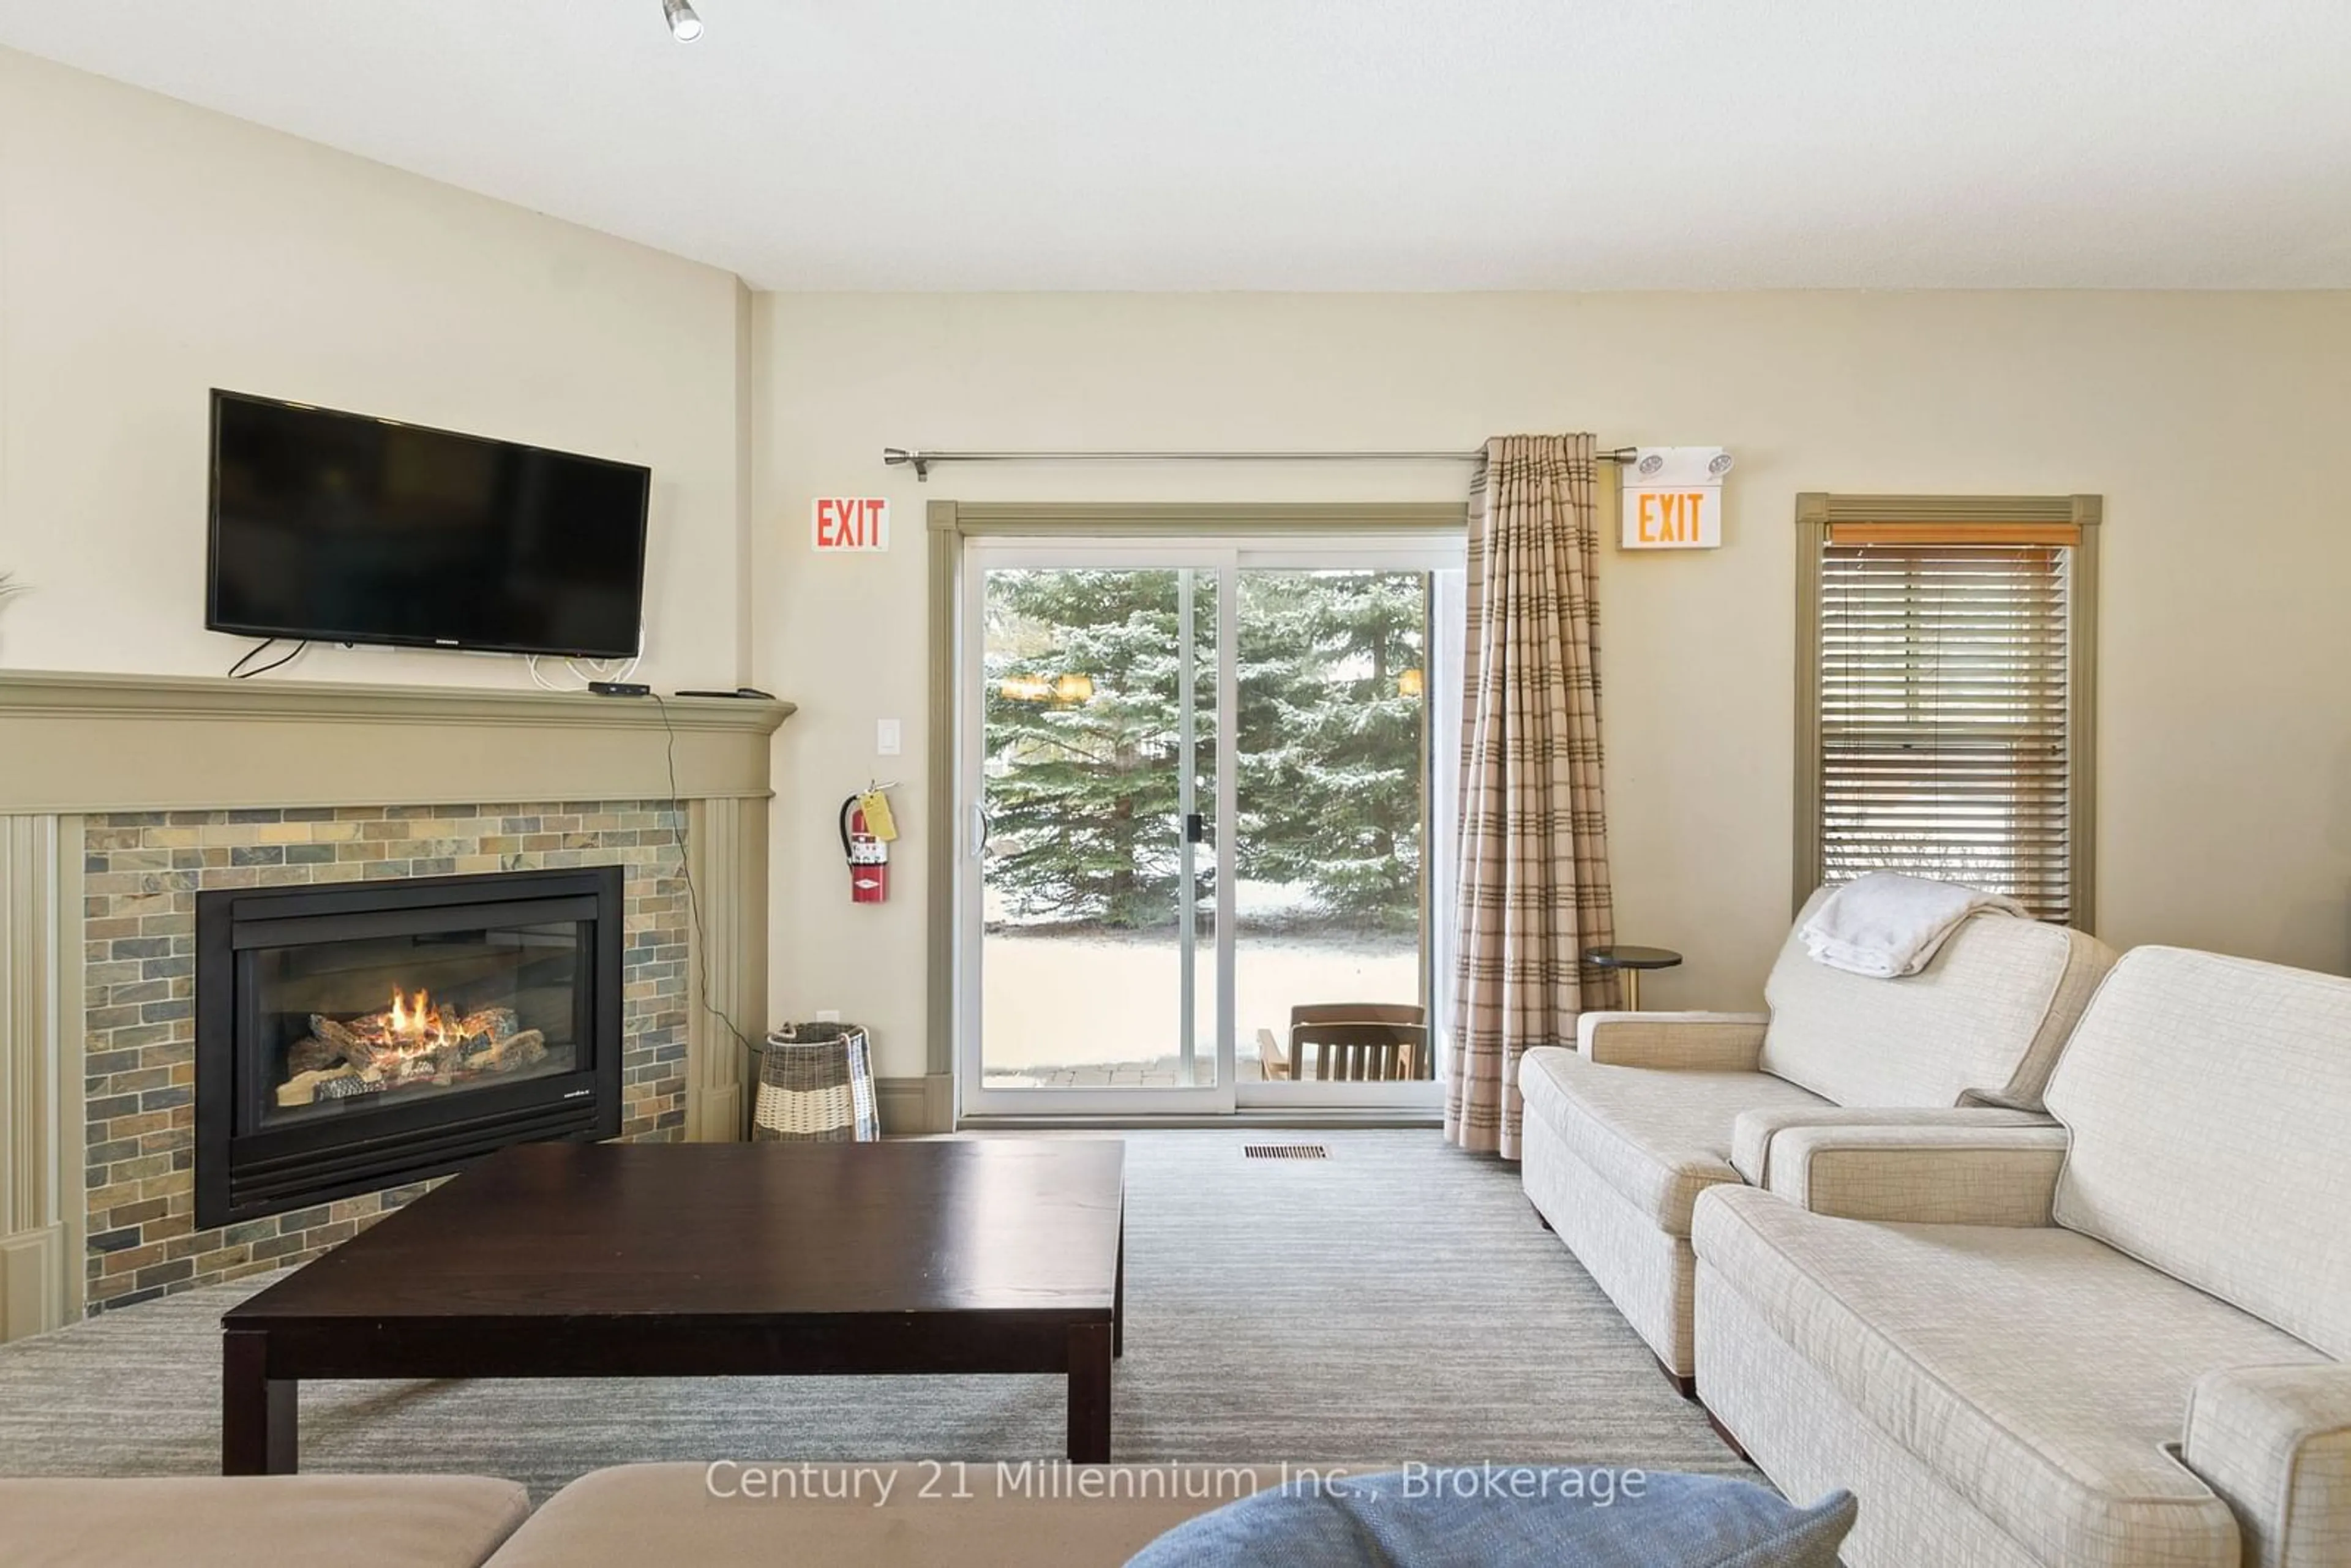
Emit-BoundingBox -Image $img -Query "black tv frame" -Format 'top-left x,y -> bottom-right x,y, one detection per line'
204,389 -> 651,661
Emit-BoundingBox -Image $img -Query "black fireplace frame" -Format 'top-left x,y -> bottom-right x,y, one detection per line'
195,867 -> 624,1229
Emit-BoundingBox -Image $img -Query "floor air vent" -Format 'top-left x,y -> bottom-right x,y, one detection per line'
1244,1144 -> 1329,1160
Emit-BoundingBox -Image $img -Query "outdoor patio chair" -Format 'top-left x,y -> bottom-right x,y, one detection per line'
1256,1003 -> 1428,1082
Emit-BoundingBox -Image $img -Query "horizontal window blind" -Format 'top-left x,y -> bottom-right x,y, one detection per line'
1816,532 -> 2076,922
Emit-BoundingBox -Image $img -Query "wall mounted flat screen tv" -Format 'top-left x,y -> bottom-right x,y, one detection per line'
207,391 -> 650,660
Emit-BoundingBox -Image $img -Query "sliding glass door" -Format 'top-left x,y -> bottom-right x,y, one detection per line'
958,538 -> 1461,1117
965,557 -> 1229,1111
1230,560 -> 1456,1105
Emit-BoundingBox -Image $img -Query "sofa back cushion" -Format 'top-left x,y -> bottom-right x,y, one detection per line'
1758,887 -> 2113,1110
2048,946 -> 2351,1358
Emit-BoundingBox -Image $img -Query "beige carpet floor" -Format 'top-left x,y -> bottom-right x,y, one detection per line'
0,1130 -> 1745,1500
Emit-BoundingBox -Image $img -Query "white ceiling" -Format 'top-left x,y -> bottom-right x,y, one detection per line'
5,2 -> 2350,291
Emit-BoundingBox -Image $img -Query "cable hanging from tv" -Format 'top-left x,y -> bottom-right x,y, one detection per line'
526,651 -> 645,693
226,638 -> 309,680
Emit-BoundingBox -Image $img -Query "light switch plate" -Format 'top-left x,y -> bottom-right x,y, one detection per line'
815,1008 -> 842,1023
876,718 -> 902,756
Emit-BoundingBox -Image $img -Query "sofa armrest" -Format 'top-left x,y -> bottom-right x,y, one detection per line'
1729,1105 -> 2056,1187
1764,1125 -> 2070,1225
2183,1363 -> 2351,1568
1577,1011 -> 1769,1071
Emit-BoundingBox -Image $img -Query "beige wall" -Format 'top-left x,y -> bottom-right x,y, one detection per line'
0,48 -> 750,689
7,49 -> 2345,1086
756,291 -> 2351,1078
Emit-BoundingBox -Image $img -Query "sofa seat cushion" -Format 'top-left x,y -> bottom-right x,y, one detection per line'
491,1463 -> 1300,1568
0,1475 -> 530,1568
1694,1187 -> 2325,1568
1520,1048 -> 1828,1236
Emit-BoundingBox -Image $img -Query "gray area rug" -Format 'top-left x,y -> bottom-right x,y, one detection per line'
0,1131 -> 1745,1499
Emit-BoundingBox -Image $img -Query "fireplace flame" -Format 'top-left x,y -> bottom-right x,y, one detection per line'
386,986 -> 457,1054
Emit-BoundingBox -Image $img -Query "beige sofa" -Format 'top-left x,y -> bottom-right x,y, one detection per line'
1695,946 -> 2351,1568
1520,890 -> 2112,1386
0,1465 -> 1284,1567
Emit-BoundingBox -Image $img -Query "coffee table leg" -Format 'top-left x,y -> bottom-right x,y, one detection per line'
223,1329 -> 297,1475
1067,1322 -> 1112,1464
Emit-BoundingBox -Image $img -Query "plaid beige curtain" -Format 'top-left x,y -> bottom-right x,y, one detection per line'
1446,434 -> 1617,1157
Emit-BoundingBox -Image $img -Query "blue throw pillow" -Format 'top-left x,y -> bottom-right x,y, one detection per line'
1125,1466 -> 1855,1568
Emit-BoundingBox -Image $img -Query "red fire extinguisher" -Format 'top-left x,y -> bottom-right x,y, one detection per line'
841,793 -> 890,904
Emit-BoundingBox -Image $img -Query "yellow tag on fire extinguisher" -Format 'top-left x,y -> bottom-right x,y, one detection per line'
857,790 -> 899,842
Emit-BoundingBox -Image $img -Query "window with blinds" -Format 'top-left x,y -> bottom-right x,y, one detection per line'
1796,498 -> 2099,928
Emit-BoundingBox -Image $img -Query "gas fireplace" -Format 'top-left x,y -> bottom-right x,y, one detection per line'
195,868 -> 623,1228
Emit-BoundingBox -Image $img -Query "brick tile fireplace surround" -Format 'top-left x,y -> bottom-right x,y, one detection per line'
0,673 -> 790,1338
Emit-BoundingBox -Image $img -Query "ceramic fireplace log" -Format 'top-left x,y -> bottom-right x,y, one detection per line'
276,1062 -> 356,1107
458,1007 -> 520,1043
272,1024 -> 552,1108
286,1035 -> 342,1076
474,1029 -> 545,1070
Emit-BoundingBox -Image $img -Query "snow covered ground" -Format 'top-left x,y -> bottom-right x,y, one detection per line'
980,923 -> 1419,1073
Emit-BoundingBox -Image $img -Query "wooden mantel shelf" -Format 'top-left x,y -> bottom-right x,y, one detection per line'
0,669 -> 793,731
0,669 -> 794,815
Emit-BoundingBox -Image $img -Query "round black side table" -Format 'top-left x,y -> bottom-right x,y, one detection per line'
1583,945 -> 1683,1011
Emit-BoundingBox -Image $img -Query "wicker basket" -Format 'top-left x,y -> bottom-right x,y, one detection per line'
753,1022 -> 879,1141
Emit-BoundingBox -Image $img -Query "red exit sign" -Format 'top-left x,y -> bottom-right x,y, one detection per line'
812,497 -> 891,552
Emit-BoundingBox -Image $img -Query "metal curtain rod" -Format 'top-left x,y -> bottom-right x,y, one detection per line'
882,446 -> 1638,481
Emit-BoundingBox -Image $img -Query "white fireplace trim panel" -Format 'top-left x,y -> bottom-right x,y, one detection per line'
0,813 -> 83,1341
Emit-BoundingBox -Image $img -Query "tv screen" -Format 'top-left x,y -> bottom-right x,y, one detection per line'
207,391 -> 650,660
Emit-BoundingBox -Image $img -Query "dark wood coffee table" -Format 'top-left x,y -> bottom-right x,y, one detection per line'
221,1138 -> 1125,1473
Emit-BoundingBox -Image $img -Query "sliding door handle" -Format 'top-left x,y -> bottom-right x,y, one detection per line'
1183,812 -> 1207,845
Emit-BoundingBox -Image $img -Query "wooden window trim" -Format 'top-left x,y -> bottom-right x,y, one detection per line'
1793,493 -> 2101,931
1829,522 -> 2081,547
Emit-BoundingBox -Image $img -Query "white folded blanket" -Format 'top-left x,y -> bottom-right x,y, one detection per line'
1801,872 -> 2029,978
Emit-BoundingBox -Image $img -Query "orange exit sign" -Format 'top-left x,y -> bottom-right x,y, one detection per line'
1620,447 -> 1731,550
1624,489 -> 1720,549
812,497 -> 891,552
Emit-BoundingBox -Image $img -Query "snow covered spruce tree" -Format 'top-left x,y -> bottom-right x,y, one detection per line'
982,568 -> 1425,934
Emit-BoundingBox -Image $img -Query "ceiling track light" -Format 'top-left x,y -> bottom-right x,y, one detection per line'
662,0 -> 704,41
